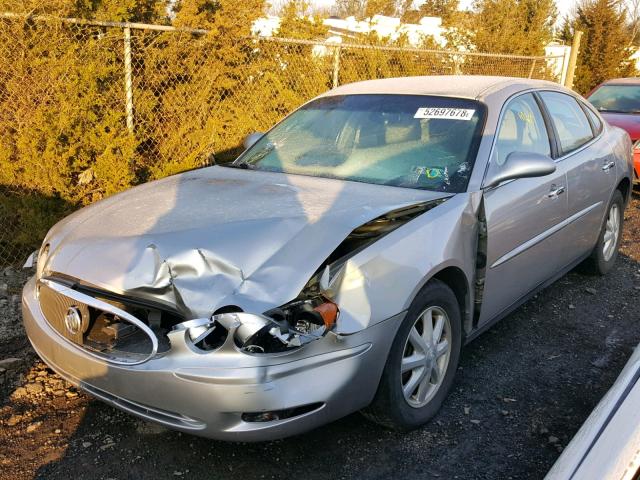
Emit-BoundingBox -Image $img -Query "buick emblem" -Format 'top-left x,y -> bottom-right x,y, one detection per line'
64,307 -> 83,335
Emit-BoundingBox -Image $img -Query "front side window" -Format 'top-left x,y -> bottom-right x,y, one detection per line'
587,84 -> 640,114
493,93 -> 551,166
540,91 -> 594,154
235,94 -> 485,192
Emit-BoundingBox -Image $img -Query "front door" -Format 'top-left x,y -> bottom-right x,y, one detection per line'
478,93 -> 569,326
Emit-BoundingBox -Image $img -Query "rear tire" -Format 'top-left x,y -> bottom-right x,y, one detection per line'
362,279 -> 462,431
581,190 -> 624,276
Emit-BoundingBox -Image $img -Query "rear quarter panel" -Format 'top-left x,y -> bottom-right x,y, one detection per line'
607,125 -> 634,201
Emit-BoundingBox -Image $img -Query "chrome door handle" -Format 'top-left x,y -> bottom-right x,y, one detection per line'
602,161 -> 615,172
548,185 -> 565,198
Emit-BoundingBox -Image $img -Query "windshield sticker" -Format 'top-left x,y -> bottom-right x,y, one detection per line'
410,166 -> 449,184
414,107 -> 476,121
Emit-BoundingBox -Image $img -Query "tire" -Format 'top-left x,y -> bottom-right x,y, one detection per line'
362,279 -> 462,431
581,190 -> 624,276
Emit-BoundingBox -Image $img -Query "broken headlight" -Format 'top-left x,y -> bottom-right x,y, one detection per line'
231,296 -> 338,353
173,297 -> 338,354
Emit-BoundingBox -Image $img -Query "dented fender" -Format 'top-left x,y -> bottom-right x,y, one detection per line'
329,192 -> 483,334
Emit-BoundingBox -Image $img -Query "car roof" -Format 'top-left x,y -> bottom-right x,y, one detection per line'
599,77 -> 640,85
320,75 -> 560,101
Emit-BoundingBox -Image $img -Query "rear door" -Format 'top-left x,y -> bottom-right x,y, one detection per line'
478,92 -> 569,326
537,91 -> 615,262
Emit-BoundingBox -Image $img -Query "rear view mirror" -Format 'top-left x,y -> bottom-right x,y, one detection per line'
484,152 -> 556,189
243,132 -> 264,150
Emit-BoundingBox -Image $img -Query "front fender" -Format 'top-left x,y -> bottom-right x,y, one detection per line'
331,192 -> 482,334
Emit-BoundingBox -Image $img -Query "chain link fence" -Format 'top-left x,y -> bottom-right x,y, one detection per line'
0,13 -> 566,266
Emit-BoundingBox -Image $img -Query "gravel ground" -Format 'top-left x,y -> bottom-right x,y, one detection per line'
1,189 -> 639,480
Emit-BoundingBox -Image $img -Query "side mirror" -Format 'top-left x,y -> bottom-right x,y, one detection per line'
243,132 -> 264,150
483,151 -> 556,189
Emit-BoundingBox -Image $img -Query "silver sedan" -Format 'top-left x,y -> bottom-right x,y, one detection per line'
22,76 -> 634,441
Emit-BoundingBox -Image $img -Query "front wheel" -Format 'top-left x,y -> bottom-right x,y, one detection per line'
362,279 -> 462,431
582,190 -> 624,275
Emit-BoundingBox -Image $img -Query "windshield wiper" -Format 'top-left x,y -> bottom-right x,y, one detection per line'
221,161 -> 252,169
219,143 -> 275,170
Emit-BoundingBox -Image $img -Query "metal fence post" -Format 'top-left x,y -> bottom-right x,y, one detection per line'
564,30 -> 583,90
527,58 -> 537,78
452,54 -> 462,75
332,46 -> 341,89
123,26 -> 134,133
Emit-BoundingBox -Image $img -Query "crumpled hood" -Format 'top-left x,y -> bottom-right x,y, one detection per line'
43,166 -> 448,318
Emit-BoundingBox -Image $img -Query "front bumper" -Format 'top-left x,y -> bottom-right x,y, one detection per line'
21,276 -> 401,441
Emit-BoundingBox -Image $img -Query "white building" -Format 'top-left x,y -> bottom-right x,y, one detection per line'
322,15 -> 447,47
544,42 -> 571,85
252,14 -> 448,48
252,15 -> 282,37
630,48 -> 640,72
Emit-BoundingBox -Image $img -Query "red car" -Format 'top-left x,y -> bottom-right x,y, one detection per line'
587,77 -> 640,181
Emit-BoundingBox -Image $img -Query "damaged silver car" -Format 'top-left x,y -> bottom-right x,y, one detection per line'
22,76 -> 634,441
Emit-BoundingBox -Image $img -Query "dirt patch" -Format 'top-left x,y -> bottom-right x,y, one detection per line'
1,189 -> 639,480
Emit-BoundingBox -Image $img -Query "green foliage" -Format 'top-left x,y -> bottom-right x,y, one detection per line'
277,0 -> 329,39
402,0 -> 459,24
0,0 -> 167,21
0,19 -> 136,206
333,0 -> 412,19
464,0 -> 556,55
333,0 -> 367,18
364,0 -> 397,17
572,0 -> 637,94
557,14 -> 573,44
0,189 -> 73,261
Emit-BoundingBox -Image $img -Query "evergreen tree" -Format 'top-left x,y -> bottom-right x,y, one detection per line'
277,0 -> 329,39
0,0 -> 166,20
173,0 -> 264,33
557,14 -> 573,44
468,0 -> 556,55
81,0 -> 167,22
573,0 -> 637,93
364,0 -> 397,18
419,0 -> 459,21
333,0 -> 367,18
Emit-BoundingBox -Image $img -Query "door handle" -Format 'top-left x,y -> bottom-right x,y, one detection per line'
548,184 -> 565,198
602,160 -> 615,172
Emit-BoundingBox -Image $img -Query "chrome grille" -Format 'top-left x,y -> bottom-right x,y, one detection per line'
37,278 -> 159,365
38,280 -> 90,344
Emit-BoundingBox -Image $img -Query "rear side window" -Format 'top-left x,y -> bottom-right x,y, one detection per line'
539,91 -> 594,154
493,93 -> 551,166
583,104 -> 603,134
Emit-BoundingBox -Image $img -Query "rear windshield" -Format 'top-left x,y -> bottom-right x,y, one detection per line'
235,94 -> 486,193
588,84 -> 640,114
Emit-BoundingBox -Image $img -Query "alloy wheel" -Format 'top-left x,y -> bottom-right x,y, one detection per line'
400,306 -> 452,408
603,203 -> 620,262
